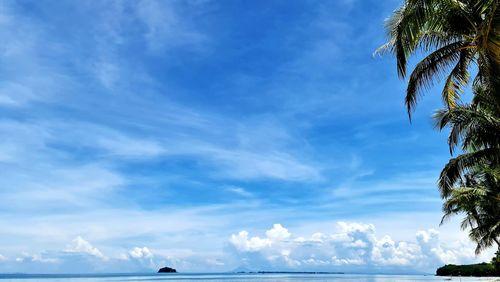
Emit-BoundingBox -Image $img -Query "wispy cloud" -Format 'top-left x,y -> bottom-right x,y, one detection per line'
135,0 -> 208,52
225,186 -> 253,198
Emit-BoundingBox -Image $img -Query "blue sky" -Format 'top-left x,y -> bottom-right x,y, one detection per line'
0,0 -> 493,274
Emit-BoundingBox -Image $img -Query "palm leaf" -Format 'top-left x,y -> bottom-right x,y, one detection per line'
406,41 -> 465,116
438,148 -> 499,197
442,49 -> 472,108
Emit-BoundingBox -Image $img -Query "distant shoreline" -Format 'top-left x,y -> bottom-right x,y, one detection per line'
234,271 -> 344,274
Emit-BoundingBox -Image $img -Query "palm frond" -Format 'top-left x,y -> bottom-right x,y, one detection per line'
441,49 -> 472,108
438,148 -> 498,197
406,41 -> 465,116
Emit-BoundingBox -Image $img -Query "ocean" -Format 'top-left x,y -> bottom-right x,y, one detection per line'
0,273 -> 497,282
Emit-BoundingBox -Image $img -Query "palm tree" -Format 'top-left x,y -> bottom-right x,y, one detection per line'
435,85 -> 500,256
380,0 -> 500,118
381,0 -> 500,258
434,85 -> 500,197
440,166 -> 500,254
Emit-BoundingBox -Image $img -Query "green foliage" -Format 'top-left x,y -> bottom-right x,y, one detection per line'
382,0 -> 500,256
380,0 -> 500,118
437,251 -> 500,276
436,262 -> 498,276
434,85 -> 500,254
492,250 -> 500,271
438,166 -> 500,254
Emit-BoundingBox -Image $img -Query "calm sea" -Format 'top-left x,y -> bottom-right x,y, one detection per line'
0,273 -> 497,282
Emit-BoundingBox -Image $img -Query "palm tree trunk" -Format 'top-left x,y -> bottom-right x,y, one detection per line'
494,237 -> 500,249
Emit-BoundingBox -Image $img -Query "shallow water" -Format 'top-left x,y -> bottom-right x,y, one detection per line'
0,273 -> 498,282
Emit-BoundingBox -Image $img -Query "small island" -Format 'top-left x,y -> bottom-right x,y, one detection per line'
158,266 -> 177,273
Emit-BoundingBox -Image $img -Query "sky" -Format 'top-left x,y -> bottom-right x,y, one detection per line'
0,0 -> 494,275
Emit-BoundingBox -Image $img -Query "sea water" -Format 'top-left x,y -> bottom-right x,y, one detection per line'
0,273 -> 497,282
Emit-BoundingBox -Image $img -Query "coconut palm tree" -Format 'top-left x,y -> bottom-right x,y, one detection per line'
380,0 -> 500,118
434,85 -> 500,197
382,0 -> 500,258
435,85 -> 500,255
440,166 -> 500,254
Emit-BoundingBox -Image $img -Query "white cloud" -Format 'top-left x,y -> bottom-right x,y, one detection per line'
129,247 -> 153,259
266,224 -> 291,241
94,132 -> 166,158
0,221 -> 493,274
0,237 -> 217,273
0,113 -> 319,186
0,160 -> 125,211
207,148 -> 320,181
415,229 -> 476,266
225,186 -> 253,197
67,236 -> 106,260
0,0 -> 321,181
135,0 -> 207,52
227,222 -> 485,273
117,246 -> 157,270
230,231 -> 272,252
0,2 -> 74,108
15,253 -> 59,264
229,224 -> 290,253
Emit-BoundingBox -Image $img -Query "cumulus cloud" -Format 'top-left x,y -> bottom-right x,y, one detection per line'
66,236 -> 107,260
227,222 -> 481,273
415,229 -> 475,265
0,238 -> 166,273
128,247 -> 153,259
0,223 -> 491,274
266,224 -> 291,241
230,230 -> 271,252
230,224 -> 292,253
